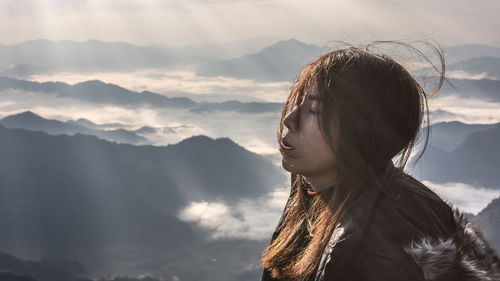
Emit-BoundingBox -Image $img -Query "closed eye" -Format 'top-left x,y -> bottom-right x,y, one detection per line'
310,102 -> 323,114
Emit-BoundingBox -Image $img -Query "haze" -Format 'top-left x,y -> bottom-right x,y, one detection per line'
2,0 -> 499,46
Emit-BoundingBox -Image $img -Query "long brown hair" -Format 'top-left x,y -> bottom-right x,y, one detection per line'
260,42 -> 446,281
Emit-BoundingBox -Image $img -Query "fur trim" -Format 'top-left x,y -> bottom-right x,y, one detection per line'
405,208 -> 500,281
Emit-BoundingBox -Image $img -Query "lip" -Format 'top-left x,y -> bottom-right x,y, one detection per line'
281,136 -> 293,148
279,146 -> 295,159
280,137 -> 294,150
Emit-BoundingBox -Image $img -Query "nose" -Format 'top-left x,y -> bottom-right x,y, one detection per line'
283,105 -> 298,131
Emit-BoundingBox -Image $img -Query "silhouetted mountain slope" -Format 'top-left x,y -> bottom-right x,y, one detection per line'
439,78 -> 500,102
0,63 -> 47,79
425,121 -> 497,152
0,111 -> 147,144
0,38 -> 281,73
146,239 -> 268,281
189,100 -> 282,113
0,126 -> 194,262
163,135 -> 285,200
0,77 -> 195,108
413,123 -> 500,188
446,44 -> 500,62
450,56 -> 500,79
429,109 -> 464,122
66,118 -> 128,130
0,126 -> 285,271
0,77 -> 282,113
0,272 -> 38,281
133,126 -> 157,134
0,39 -> 175,72
0,252 -> 88,281
197,38 -> 328,81
469,196 -> 500,253
0,40 -> 497,75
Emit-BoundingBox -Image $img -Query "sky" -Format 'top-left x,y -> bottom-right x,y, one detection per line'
2,0 -> 500,47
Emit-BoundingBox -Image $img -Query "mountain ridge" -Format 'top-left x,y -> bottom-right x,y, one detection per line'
0,76 -> 283,113
0,111 -> 148,145
196,38 -> 329,81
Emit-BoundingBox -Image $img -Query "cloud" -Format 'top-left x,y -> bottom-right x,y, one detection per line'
179,179 -> 500,240
178,184 -> 290,240
447,71 -> 499,81
0,86 -> 282,154
423,180 -> 500,215
428,95 -> 500,124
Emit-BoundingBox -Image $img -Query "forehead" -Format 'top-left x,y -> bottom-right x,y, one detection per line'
290,71 -> 325,106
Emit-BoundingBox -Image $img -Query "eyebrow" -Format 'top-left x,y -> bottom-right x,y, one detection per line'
308,95 -> 321,101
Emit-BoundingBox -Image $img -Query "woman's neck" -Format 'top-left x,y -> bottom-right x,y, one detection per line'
303,172 -> 340,193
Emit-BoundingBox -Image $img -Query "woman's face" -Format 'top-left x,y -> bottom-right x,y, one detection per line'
280,86 -> 338,190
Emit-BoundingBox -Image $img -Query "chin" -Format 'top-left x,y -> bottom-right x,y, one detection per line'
281,158 -> 298,173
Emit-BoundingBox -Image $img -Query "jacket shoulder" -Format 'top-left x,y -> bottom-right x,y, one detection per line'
404,207 -> 500,281
363,172 -> 457,246
365,173 -> 500,281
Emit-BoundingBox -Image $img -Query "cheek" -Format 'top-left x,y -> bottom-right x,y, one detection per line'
313,130 -> 337,164
314,144 -> 336,166
303,136 -> 336,169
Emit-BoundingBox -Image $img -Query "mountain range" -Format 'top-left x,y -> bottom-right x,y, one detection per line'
2,74 -> 499,115
469,196 -> 500,255
0,125 -> 285,276
412,122 -> 500,189
1,118 -> 499,280
449,56 -> 500,79
445,43 -> 500,63
0,253 -> 89,281
0,38 -> 284,78
439,78 -> 500,102
0,76 -> 283,113
0,111 -> 148,145
423,121 -> 497,152
2,111 -> 499,191
2,39 -> 500,83
197,38 -> 329,82
0,39 -> 175,74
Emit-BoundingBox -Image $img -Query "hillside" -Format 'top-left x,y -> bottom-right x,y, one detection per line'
0,125 -> 285,275
0,111 -> 148,145
197,38 -> 328,82
470,196 -> 500,252
412,123 -> 500,189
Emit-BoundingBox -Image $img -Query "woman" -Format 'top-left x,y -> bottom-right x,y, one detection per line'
260,44 -> 499,281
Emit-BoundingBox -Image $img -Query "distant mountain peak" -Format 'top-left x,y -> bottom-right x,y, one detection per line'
75,118 -> 96,125
4,110 -> 42,120
134,126 -> 157,134
282,38 -> 302,44
175,135 -> 239,148
176,135 -> 213,145
74,79 -> 106,86
18,110 -> 38,116
214,136 -> 237,145
479,196 -> 500,215
263,38 -> 316,51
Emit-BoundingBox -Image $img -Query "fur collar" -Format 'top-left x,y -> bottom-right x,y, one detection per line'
404,208 -> 500,281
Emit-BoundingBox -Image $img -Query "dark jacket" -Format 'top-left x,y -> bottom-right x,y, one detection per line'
261,168 -> 500,281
